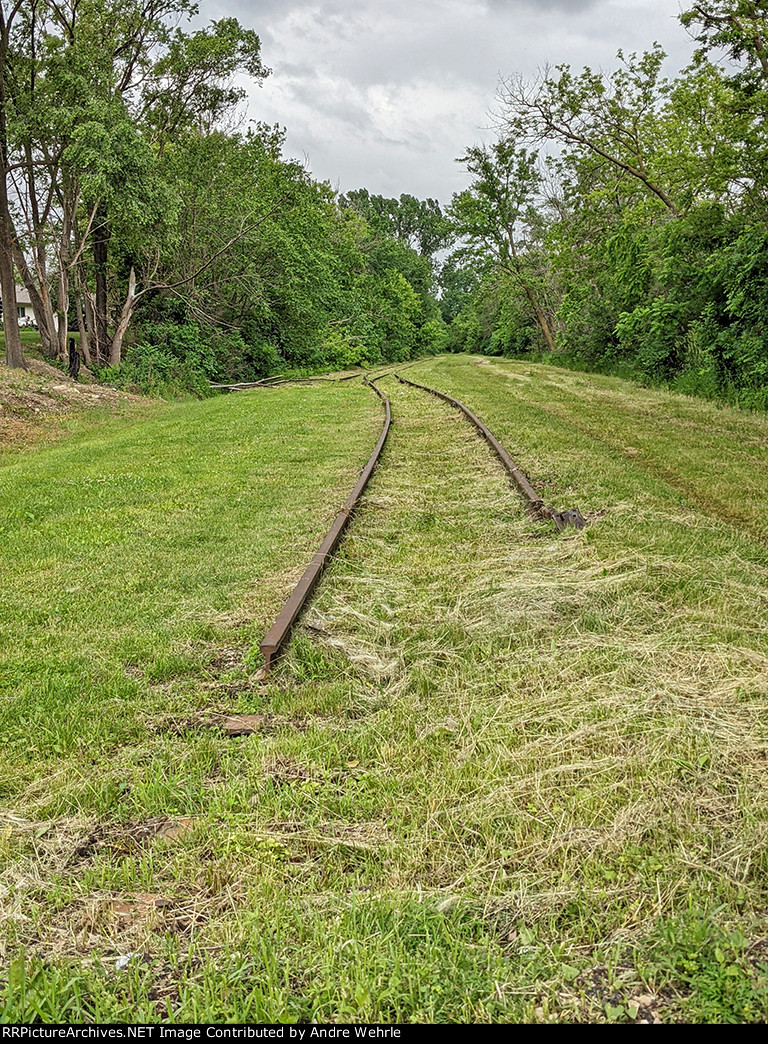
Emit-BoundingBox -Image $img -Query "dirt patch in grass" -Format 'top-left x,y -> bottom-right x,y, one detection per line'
747,938 -> 768,969
0,358 -> 147,454
72,817 -> 199,862
562,965 -> 677,1023
206,647 -> 248,673
262,755 -> 321,786
35,885 -> 229,963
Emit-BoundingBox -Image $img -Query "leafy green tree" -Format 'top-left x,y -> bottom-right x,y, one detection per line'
132,126 -> 446,379
436,1 -> 768,408
340,189 -> 453,259
1,0 -> 30,369
449,138 -> 556,351
437,255 -> 482,324
500,46 -> 681,215
4,0 -> 268,367
681,0 -> 768,83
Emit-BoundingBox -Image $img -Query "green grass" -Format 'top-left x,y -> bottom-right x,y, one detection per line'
0,329 -> 46,349
2,356 -> 768,1022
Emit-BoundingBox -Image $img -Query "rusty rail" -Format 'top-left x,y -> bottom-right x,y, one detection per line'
210,377 -> 285,391
259,373 -> 392,671
395,372 -> 585,532
210,371 -> 368,392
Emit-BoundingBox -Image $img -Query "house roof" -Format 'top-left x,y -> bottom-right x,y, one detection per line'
0,284 -> 33,306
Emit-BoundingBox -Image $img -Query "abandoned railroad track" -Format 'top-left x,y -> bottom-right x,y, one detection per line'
256,364 -> 585,671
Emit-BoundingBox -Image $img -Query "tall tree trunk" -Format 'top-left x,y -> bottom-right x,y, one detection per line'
0,222 -> 24,368
505,235 -> 557,353
522,282 -> 556,352
12,242 -> 58,357
74,289 -> 91,367
56,268 -> 68,358
108,266 -> 135,367
19,138 -> 59,358
0,11 -> 25,370
56,205 -> 71,359
83,286 -> 96,350
93,202 -> 110,363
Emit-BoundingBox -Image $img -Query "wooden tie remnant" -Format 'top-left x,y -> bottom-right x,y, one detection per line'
218,714 -> 267,737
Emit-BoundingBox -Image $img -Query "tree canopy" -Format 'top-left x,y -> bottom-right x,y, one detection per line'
5,0 -> 768,410
0,0 -> 448,382
442,1 -> 768,409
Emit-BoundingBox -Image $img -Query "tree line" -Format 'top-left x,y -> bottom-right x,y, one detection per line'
445,0 -> 768,409
5,0 -> 768,409
0,0 -> 451,389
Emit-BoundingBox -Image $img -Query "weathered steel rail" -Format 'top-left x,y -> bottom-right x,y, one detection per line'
257,362 -> 583,671
395,372 -> 585,531
210,376 -> 287,391
210,371 -> 366,393
259,373 -> 392,671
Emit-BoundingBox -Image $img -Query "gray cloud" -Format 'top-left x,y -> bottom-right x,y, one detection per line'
485,0 -> 599,9
207,1 -> 693,202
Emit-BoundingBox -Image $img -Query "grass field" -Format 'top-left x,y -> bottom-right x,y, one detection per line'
2,355 -> 768,1023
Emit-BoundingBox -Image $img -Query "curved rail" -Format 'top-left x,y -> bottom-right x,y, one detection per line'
211,371 -> 366,392
259,373 -> 392,671
394,372 -> 585,532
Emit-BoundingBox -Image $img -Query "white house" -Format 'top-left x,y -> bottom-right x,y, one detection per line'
0,284 -> 37,327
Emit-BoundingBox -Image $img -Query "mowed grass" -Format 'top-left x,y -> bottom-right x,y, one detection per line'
0,379 -> 380,758
2,356 -> 768,1022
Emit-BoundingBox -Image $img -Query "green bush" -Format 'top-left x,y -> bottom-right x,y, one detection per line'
101,339 -> 211,398
321,329 -> 368,370
615,301 -> 683,379
417,317 -> 450,356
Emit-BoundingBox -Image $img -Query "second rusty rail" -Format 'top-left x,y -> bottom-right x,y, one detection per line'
394,371 -> 585,532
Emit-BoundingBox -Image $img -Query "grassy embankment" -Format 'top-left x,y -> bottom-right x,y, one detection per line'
1,355 -> 768,1022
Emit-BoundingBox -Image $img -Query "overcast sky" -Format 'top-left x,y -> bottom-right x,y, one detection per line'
204,1 -> 695,204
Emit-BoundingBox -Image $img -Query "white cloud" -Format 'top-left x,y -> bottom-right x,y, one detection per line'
206,0 -> 695,202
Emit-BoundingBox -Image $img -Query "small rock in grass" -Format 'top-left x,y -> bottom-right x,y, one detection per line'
220,714 -> 267,737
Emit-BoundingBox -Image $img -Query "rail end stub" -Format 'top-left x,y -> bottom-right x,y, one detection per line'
549,507 -> 587,531
260,641 -> 278,674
